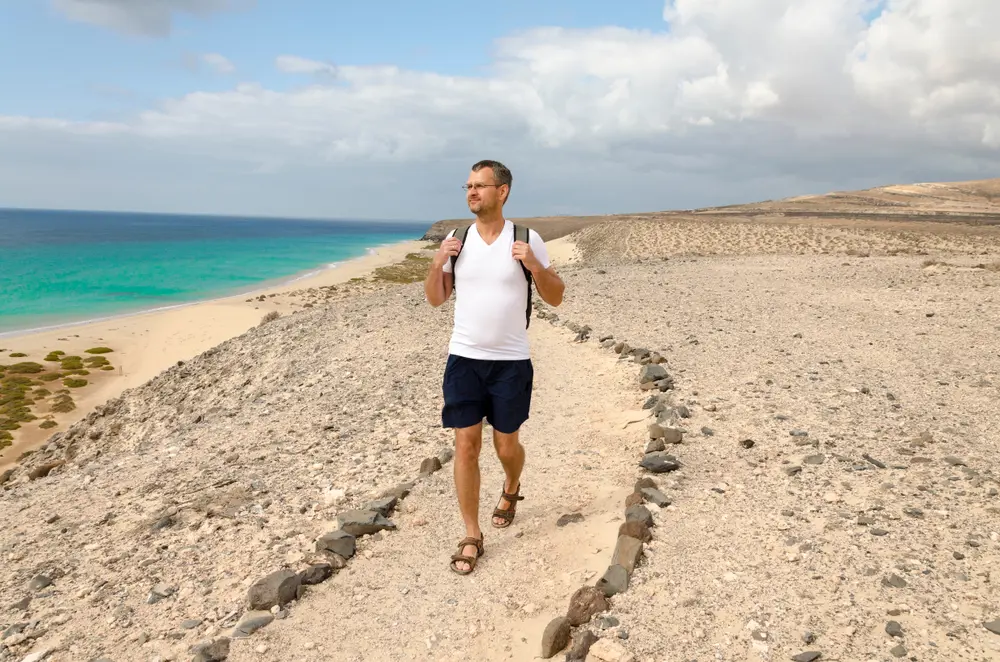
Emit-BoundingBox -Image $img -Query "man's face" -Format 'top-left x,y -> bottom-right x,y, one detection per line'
466,167 -> 506,215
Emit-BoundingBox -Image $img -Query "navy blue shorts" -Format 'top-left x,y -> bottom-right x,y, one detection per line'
441,354 -> 533,434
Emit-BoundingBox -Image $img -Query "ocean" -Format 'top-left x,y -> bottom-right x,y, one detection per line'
0,208 -> 429,336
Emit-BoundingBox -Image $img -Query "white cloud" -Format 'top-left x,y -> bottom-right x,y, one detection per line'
7,0 -> 1000,218
275,55 -> 337,76
201,53 -> 235,74
52,0 -> 251,36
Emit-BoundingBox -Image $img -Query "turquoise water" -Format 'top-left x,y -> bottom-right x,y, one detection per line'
0,209 -> 429,335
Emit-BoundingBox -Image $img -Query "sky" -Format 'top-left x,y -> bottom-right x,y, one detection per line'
0,0 -> 998,222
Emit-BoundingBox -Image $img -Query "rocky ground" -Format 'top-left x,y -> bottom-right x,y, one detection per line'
2,214 -> 1000,662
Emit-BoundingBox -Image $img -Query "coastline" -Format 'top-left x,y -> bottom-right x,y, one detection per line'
0,238 -> 428,467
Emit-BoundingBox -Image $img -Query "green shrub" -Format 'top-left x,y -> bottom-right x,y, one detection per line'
39,419 -> 58,430
50,396 -> 75,413
0,429 -> 12,447
62,369 -> 90,376
84,356 -> 110,368
60,357 -> 84,370
32,388 -> 51,398
44,351 -> 66,362
7,362 -> 44,374
38,373 -> 63,382
9,352 -> 27,358
371,253 -> 434,284
85,347 -> 114,354
101,366 -> 116,371
62,378 -> 88,389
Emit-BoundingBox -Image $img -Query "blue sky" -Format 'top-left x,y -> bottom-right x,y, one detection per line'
0,1 -> 997,221
0,1 -> 665,121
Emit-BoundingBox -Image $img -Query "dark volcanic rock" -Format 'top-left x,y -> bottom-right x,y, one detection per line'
640,452 -> 680,474
791,653 -> 822,662
556,513 -> 584,527
335,510 -> 397,537
625,504 -> 654,528
539,616 -> 571,659
566,586 -> 609,626
246,569 -> 300,611
619,519 -> 652,543
316,530 -> 357,559
640,487 -> 671,507
567,630 -> 599,661
190,636 -> 231,662
596,564 -> 629,597
419,457 -> 443,475
611,535 -> 644,574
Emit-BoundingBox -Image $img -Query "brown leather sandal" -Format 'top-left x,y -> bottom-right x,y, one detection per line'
449,534 -> 484,575
491,483 -> 524,529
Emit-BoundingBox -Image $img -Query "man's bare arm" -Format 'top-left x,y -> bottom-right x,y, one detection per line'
530,265 -> 564,307
424,237 -> 460,307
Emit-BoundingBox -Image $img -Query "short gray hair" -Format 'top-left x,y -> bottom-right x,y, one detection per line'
471,159 -> 512,193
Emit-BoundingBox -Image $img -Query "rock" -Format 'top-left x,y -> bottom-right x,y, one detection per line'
298,563 -> 333,586
0,468 -> 13,485
231,611 -> 274,638
587,639 -> 632,662
803,454 -> 825,465
625,505 -> 654,528
784,466 -> 803,477
611,535 -> 643,574
701,427 -> 715,436
791,653 -> 822,662
147,584 -> 176,604
890,644 -> 907,658
2,623 -> 27,639
336,510 -> 397,537
642,396 -> 659,410
638,364 -> 668,385
624,492 -> 644,508
190,636 -> 231,662
618,520 -> 652,543
644,439 -> 665,454
639,452 -> 680,474
28,575 -> 52,591
316,530 -> 357,559
984,620 -> 1000,635
246,569 -> 300,611
882,574 -> 907,588
539,616 -> 570,658
419,457 -> 443,475
790,430 -> 809,437
437,447 -> 454,464
556,513 -> 584,527
28,461 -> 64,480
633,477 -> 657,491
566,586 -> 609,626
567,630 -> 599,661
943,456 -> 967,467
640,487 -> 670,507
863,453 -> 886,469
10,596 -> 31,611
740,439 -> 755,449
596,564 -> 629,597
383,482 -> 414,501
181,619 -> 203,629
364,496 -> 398,517
885,621 -> 904,638
870,528 -> 889,537
19,651 -> 51,662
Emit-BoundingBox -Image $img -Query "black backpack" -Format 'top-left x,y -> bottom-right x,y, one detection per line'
449,223 -> 534,328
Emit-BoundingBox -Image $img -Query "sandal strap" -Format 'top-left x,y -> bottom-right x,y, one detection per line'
456,536 -> 484,555
502,492 -> 525,501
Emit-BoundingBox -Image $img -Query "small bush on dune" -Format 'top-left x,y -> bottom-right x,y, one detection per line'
371,253 -> 434,284
85,347 -> 114,354
101,366 -> 116,371
7,362 -> 44,374
32,388 -> 51,398
0,429 -> 12,447
9,352 -> 27,358
39,419 -> 58,430
60,357 -> 84,370
38,373 -> 63,382
50,395 -> 75,413
44,351 -> 66,361
62,369 -> 90,377
62,377 -> 88,389
84,356 -> 110,368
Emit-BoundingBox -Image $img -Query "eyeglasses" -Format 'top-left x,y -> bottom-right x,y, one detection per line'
462,183 -> 500,192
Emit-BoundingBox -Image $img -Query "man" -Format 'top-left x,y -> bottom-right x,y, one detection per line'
424,160 -> 565,575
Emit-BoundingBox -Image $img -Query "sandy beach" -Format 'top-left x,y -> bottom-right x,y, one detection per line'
0,239 -> 427,467
2,183 -> 1000,662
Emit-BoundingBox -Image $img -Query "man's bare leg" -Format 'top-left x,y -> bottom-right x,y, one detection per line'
453,422 -> 484,572
492,428 -> 525,527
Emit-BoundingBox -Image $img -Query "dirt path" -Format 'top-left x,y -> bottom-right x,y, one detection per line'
225,318 -> 647,662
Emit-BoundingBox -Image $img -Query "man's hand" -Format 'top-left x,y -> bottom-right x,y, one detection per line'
433,236 -> 463,269
512,240 -> 542,272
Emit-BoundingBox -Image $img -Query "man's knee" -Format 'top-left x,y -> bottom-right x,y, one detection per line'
455,426 -> 483,460
493,430 -> 521,456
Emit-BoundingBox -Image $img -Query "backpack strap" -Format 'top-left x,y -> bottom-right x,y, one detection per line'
513,223 -> 533,329
449,224 -> 473,289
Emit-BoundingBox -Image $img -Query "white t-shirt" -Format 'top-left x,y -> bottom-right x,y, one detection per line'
441,219 -> 551,360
